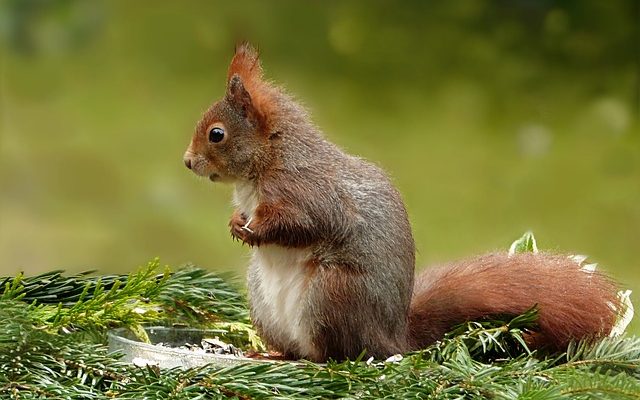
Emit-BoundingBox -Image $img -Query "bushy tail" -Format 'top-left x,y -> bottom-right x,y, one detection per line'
408,252 -> 621,351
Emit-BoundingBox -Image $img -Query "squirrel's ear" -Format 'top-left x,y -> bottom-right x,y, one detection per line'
227,74 -> 252,114
226,74 -> 264,127
225,43 -> 269,130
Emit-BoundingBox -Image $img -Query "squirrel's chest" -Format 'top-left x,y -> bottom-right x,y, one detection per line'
249,245 -> 315,357
233,182 -> 260,217
234,182 -> 316,356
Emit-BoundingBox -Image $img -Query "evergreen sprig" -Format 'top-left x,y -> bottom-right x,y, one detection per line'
0,300 -> 128,399
156,265 -> 250,324
1,260 -> 259,347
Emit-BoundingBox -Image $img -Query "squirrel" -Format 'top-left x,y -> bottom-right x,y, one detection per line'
183,43 -> 623,362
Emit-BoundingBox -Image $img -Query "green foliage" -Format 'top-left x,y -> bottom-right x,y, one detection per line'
2,260 -> 168,342
0,300 -> 128,398
436,307 -> 539,362
1,261 -> 639,399
156,266 -> 249,324
509,231 -> 539,255
1,260 -> 260,349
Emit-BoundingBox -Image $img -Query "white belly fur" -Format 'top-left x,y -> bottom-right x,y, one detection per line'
233,183 -> 315,357
252,246 -> 314,356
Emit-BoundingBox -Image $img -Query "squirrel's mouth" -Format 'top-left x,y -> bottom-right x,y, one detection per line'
209,173 -> 220,182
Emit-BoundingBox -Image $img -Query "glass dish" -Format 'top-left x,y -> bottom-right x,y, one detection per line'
108,326 -> 270,369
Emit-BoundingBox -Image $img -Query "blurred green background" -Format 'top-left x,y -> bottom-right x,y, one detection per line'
0,1 -> 638,332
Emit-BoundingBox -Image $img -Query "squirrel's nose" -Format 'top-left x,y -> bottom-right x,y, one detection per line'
184,158 -> 192,170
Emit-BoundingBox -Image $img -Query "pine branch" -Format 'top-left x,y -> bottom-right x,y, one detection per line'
558,369 -> 640,399
156,265 -> 250,324
0,300 -> 129,399
1,261 -> 257,347
430,306 -> 538,363
1,269 -> 122,306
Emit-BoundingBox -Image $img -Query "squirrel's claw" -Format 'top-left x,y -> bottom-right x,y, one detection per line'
241,217 -> 254,233
229,212 -> 260,247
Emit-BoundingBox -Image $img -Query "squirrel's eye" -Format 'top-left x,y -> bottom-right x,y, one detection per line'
208,127 -> 225,143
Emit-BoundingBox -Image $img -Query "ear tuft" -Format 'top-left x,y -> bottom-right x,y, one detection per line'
227,42 -> 262,87
225,42 -> 275,132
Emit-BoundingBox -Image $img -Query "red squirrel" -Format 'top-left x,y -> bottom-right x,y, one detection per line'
183,43 -> 622,362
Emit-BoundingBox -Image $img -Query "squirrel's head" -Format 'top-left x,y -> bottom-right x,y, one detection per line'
184,43 -> 276,182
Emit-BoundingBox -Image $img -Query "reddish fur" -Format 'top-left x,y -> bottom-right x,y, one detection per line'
409,252 -> 620,351
227,43 -> 262,84
226,43 -> 277,132
229,198 -> 323,248
228,210 -> 249,243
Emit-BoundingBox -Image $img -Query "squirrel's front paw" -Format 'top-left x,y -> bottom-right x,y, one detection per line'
229,212 -> 260,246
